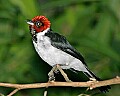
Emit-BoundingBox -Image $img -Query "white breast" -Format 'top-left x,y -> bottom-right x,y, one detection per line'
33,29 -> 87,72
33,35 -> 72,67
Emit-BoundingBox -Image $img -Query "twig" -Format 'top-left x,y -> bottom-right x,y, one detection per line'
78,94 -> 90,96
56,64 -> 71,82
0,76 -> 119,96
44,90 -> 47,96
7,89 -> 20,96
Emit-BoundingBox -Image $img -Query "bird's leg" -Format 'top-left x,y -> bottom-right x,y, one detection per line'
48,65 -> 57,81
56,64 -> 72,82
48,64 -> 72,82
86,78 -> 97,91
46,66 -> 58,96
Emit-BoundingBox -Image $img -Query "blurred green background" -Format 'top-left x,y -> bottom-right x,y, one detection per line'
0,0 -> 120,96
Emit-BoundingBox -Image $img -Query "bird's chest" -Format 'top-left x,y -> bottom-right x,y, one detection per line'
33,36 -> 53,56
33,36 -> 59,65
33,35 -> 72,66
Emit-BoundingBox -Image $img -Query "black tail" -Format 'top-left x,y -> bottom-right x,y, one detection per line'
84,67 -> 111,93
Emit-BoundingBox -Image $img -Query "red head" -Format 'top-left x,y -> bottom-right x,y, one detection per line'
27,16 -> 51,32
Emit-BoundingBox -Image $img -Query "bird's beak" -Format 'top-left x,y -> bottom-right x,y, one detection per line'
26,19 -> 34,25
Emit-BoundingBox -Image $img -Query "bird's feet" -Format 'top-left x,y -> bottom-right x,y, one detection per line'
48,65 -> 58,81
86,78 -> 98,91
48,73 -> 55,81
48,64 -> 72,82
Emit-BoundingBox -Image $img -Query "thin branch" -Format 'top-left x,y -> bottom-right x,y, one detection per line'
7,89 -> 20,96
44,90 -> 48,96
90,76 -> 120,89
0,76 -> 119,96
0,77 -> 119,89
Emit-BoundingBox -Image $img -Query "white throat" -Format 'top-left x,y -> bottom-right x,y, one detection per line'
37,28 -> 50,36
37,28 -> 50,41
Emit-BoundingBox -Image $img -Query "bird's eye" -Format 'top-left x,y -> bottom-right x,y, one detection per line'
36,21 -> 42,28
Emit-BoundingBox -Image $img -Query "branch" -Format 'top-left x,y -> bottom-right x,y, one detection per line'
0,76 -> 120,96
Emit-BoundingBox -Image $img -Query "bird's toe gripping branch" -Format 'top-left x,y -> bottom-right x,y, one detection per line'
48,65 -> 57,81
48,64 -> 72,82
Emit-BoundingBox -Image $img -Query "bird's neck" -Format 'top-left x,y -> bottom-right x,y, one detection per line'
37,28 -> 50,36
36,28 -> 51,41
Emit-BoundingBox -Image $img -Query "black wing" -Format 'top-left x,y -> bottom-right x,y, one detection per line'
45,30 -> 111,93
45,30 -> 87,66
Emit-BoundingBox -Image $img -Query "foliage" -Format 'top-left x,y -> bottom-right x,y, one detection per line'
0,0 -> 120,96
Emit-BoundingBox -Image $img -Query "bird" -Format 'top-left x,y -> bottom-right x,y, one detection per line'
26,15 -> 111,93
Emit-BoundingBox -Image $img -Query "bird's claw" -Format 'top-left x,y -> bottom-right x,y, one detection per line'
48,71 -> 55,81
54,69 -> 59,74
48,64 -> 71,82
49,75 -> 55,81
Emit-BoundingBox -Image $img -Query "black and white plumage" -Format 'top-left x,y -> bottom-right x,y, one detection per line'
27,16 -> 111,93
